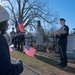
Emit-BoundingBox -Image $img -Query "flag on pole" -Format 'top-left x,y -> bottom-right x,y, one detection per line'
17,18 -> 24,32
9,44 -> 15,52
18,23 -> 24,32
24,45 -> 36,57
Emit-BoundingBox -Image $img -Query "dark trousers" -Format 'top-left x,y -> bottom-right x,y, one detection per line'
59,44 -> 67,65
18,41 -> 23,51
18,41 -> 20,50
12,38 -> 14,44
14,40 -> 17,49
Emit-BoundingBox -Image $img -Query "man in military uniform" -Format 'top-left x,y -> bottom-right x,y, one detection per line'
54,18 -> 69,67
18,32 -> 25,52
14,33 -> 18,49
10,27 -> 16,44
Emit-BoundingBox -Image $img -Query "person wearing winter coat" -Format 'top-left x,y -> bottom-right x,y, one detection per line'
0,5 -> 23,75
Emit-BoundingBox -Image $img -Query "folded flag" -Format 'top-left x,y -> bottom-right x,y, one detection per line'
9,44 -> 15,52
24,45 -> 36,57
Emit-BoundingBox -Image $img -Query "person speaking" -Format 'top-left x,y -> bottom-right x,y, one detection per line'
54,18 -> 69,67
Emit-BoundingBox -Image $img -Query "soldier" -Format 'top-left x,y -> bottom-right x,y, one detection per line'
10,27 -> 16,44
54,18 -> 69,67
14,33 -> 18,49
18,32 -> 25,52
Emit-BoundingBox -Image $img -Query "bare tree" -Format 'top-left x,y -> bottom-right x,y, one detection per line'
2,0 -> 58,32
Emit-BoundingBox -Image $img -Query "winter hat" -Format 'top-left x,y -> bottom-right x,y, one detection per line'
0,5 -> 9,23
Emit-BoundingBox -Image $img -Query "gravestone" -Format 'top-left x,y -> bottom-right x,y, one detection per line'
67,34 -> 75,58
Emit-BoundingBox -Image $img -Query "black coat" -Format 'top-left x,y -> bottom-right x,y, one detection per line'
58,25 -> 69,45
0,35 -> 23,75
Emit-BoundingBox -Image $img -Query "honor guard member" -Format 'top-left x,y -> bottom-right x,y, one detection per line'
14,33 -> 18,49
54,18 -> 69,67
20,32 -> 25,51
0,5 -> 23,75
10,27 -> 16,44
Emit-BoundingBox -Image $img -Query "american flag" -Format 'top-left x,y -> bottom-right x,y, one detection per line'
46,48 -> 50,53
15,19 -> 24,32
18,19 -> 24,32
17,23 -> 24,32
9,45 -> 15,52
24,45 -> 36,57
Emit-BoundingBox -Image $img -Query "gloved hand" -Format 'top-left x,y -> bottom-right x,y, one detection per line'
12,59 -> 23,75
17,59 -> 23,65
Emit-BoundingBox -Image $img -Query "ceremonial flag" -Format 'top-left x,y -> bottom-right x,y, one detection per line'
17,19 -> 24,32
18,23 -> 24,32
9,44 -> 15,52
24,45 -> 36,57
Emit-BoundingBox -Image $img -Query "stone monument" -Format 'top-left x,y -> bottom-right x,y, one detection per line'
36,20 -> 44,45
67,34 -> 75,58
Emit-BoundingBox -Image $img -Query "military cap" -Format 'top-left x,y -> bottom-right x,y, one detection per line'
60,18 -> 66,21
